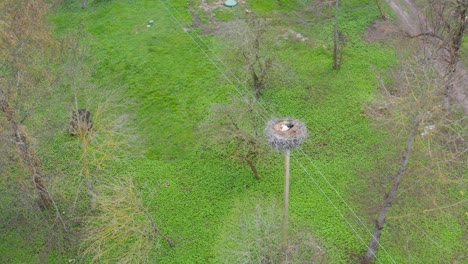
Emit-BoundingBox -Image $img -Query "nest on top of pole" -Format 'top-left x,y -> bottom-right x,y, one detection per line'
265,118 -> 307,151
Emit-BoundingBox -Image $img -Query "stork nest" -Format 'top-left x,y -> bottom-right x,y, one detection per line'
266,118 -> 307,151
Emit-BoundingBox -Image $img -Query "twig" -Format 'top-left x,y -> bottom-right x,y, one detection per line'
388,199 -> 467,219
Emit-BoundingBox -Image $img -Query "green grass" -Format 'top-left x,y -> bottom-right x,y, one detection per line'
52,0 -> 229,159
248,0 -> 300,13
1,0 -> 465,263
461,35 -> 468,66
0,196 -> 40,263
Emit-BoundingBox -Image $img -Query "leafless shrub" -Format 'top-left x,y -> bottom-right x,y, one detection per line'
0,0 -> 55,210
80,178 -> 173,263
362,56 -> 467,262
413,0 -> 468,111
214,196 -> 327,263
217,11 -> 275,99
200,96 -> 270,179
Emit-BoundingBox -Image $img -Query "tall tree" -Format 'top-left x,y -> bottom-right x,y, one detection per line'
363,117 -> 419,263
333,0 -> 340,70
404,0 -> 468,111
220,11 -> 274,100
0,0 -> 54,209
425,0 -> 467,110
373,0 -> 387,19
362,56 -> 460,263
332,0 -> 346,70
242,12 -> 273,99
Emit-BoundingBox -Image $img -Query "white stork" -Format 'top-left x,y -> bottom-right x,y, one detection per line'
281,123 -> 294,131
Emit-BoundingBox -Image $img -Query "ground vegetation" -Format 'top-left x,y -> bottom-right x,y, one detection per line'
1,0 -> 465,263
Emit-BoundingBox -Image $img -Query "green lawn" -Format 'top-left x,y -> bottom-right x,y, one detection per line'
1,0 -> 464,263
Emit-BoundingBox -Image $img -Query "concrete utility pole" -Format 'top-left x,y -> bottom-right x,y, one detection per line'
266,118 -> 307,249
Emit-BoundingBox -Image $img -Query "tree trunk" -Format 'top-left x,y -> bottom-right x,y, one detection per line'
374,0 -> 386,19
0,0 -> 53,210
135,197 -> 176,247
363,119 -> 419,263
0,96 -> 52,209
245,157 -> 261,179
253,69 -> 261,100
444,0 -> 466,108
333,0 -> 340,70
451,0 -> 465,56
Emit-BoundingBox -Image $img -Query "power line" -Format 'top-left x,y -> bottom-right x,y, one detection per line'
157,0 -> 396,262
157,0 -> 275,119
293,155 -> 384,264
296,150 -> 396,263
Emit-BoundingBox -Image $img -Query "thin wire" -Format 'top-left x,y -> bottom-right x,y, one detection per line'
158,0 -> 388,254
293,155 -> 384,263
406,218 -> 452,253
296,149 -> 397,263
158,0 -> 276,119
157,0 -> 396,262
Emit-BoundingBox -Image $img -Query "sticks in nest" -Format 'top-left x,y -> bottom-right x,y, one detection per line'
266,118 -> 307,151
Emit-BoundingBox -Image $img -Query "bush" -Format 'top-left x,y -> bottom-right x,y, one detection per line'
214,195 -> 327,263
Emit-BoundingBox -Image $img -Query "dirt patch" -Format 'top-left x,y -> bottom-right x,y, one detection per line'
199,0 -> 246,12
280,29 -> 309,42
365,19 -> 400,42
188,0 -> 248,35
199,0 -> 224,12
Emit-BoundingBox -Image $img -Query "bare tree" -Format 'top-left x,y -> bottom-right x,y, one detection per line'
362,56 -> 456,263
331,0 -> 347,70
0,0 -> 54,209
374,0 -> 387,19
214,197 -> 327,264
201,97 -> 268,179
333,0 -> 340,70
220,11 -> 274,100
67,91 -> 140,210
406,0 -> 468,111
58,34 -> 140,210
425,0 -> 467,69
243,12 -> 273,99
363,117 -> 419,263
81,178 -> 174,263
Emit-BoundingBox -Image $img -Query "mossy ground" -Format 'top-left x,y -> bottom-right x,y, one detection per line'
1,0 -> 464,263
